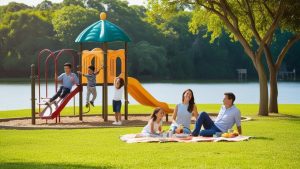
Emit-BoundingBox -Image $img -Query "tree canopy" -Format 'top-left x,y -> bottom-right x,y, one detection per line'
147,0 -> 300,115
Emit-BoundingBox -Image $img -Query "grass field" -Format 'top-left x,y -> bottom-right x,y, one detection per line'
1,104 -> 300,118
1,104 -> 300,169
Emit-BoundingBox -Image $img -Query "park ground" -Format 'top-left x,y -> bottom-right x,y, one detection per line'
0,104 -> 300,169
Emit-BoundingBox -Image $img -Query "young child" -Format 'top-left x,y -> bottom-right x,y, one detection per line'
48,63 -> 79,105
77,65 -> 100,107
139,107 -> 165,137
112,77 -> 124,125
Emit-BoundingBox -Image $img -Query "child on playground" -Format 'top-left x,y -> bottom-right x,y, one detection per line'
138,107 -> 165,137
48,63 -> 79,105
112,77 -> 124,125
77,65 -> 100,107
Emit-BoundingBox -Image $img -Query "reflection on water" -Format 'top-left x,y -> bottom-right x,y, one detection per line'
0,82 -> 299,110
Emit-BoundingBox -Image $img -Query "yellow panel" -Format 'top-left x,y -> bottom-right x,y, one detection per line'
81,49 -> 104,84
107,49 -> 125,83
81,48 -> 126,85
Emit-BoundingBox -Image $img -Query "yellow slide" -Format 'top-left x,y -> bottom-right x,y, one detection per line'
128,77 -> 174,113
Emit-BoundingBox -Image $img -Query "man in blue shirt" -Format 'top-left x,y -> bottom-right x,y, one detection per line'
48,63 -> 79,104
192,92 -> 242,136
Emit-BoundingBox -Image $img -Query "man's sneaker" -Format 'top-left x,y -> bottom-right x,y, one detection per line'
85,103 -> 89,108
117,121 -> 122,125
46,100 -> 55,106
112,121 -> 118,125
89,101 -> 94,107
45,101 -> 51,106
191,131 -> 199,137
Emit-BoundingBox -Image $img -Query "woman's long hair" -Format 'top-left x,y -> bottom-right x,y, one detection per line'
150,107 -> 161,121
182,89 -> 195,113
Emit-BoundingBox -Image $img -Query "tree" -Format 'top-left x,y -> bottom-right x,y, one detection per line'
0,9 -> 58,75
2,2 -> 31,12
52,5 -> 98,48
147,0 -> 300,115
36,0 -> 53,10
85,0 -> 106,11
262,1 -> 300,113
128,41 -> 168,79
62,0 -> 85,7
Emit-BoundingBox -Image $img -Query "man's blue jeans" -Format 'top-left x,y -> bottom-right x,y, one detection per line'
192,112 -> 221,136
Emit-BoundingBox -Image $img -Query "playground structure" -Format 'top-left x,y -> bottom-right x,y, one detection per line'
30,49 -> 80,124
30,12 -> 173,125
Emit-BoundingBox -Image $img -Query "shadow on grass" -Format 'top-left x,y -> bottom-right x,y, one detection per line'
269,113 -> 300,119
0,162 -> 118,169
252,136 -> 274,141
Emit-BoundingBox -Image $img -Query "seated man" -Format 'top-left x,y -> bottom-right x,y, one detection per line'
47,63 -> 79,105
192,92 -> 242,137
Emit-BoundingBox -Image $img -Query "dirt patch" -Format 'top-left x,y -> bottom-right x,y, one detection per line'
0,114 -> 250,129
0,115 -> 151,129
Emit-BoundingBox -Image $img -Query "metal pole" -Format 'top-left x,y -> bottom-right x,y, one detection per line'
79,43 -> 83,121
73,96 -> 76,116
31,64 -> 36,125
124,42 -> 129,120
102,84 -> 105,119
103,43 -> 108,121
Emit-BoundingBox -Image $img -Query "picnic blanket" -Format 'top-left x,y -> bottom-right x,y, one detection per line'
120,134 -> 252,143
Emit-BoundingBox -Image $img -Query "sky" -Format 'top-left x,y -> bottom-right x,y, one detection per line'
0,0 -> 147,6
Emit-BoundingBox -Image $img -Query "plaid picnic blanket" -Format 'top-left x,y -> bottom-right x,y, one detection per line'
120,134 -> 252,143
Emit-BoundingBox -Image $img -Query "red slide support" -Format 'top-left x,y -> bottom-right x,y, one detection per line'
40,85 -> 82,119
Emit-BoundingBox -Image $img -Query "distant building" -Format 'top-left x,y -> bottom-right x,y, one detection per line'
236,69 -> 247,81
278,65 -> 296,81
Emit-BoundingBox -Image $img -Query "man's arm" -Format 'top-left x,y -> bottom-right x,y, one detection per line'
57,73 -> 64,82
235,109 -> 242,134
237,126 -> 242,135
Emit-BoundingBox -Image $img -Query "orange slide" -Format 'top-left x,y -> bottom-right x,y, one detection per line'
128,77 -> 174,113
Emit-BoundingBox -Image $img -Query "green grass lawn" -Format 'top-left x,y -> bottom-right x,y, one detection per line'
1,104 -> 300,169
1,104 -> 300,119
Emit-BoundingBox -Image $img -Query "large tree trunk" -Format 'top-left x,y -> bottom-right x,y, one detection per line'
268,34 -> 300,113
269,67 -> 279,113
263,44 -> 279,114
255,59 -> 269,116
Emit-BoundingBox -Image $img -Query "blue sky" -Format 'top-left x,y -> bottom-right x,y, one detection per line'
0,0 -> 147,6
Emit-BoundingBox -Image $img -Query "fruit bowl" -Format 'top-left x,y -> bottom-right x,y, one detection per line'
221,132 -> 239,138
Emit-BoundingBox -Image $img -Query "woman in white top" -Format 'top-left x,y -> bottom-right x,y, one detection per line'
138,107 -> 165,137
171,89 -> 198,134
112,77 -> 124,125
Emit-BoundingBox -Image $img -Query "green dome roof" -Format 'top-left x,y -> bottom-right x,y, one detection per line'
75,14 -> 131,43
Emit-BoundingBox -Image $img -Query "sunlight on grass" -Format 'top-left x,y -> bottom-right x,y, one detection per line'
1,104 -> 299,119
0,104 -> 300,168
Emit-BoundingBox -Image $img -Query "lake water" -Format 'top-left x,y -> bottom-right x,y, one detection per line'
0,82 -> 299,110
